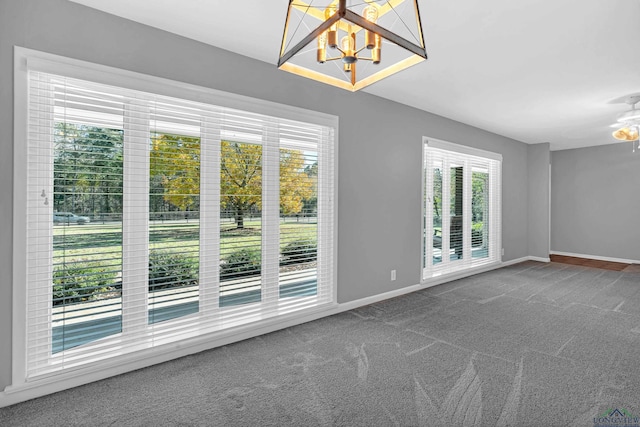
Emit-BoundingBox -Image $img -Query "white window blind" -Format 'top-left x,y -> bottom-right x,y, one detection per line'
422,138 -> 501,280
24,70 -> 336,379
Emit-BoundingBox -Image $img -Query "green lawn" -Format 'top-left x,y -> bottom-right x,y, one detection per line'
53,219 -> 318,266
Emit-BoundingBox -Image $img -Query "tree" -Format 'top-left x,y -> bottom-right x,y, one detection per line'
149,138 -> 313,228
220,141 -> 262,229
219,142 -> 314,228
54,123 -> 124,216
432,168 -> 442,225
149,133 -> 201,212
301,161 -> 318,215
471,171 -> 488,222
279,151 -> 314,216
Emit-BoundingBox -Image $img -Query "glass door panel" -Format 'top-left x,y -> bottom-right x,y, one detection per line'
219,141 -> 263,307
432,159 -> 443,265
472,167 -> 489,259
148,132 -> 201,324
52,123 -> 124,353
279,149 -> 318,299
449,164 -> 464,261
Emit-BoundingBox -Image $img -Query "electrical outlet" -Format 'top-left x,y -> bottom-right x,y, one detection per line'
502,248 -> 505,256
391,269 -> 396,281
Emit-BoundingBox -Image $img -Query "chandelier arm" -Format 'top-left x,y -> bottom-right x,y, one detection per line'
343,9 -> 427,59
354,46 -> 368,55
278,13 -> 342,68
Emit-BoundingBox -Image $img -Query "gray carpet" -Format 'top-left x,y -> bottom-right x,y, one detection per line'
2,261 -> 640,426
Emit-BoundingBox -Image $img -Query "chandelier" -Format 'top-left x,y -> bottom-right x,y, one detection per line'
278,0 -> 427,91
612,95 -> 640,150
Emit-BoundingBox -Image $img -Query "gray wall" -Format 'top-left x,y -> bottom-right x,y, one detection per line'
527,143 -> 551,258
0,0 -> 534,390
551,143 -> 640,261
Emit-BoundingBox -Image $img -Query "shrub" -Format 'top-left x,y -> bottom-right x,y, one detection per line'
281,239 -> 317,265
148,250 -> 198,291
53,260 -> 117,306
472,222 -> 485,247
220,248 -> 261,280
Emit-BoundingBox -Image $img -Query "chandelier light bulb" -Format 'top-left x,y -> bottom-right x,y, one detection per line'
317,31 -> 327,63
325,5 -> 338,48
364,4 -> 379,22
363,4 -> 380,49
372,34 -> 381,64
341,32 -> 356,64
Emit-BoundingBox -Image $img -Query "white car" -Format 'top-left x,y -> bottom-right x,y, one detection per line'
53,212 -> 91,225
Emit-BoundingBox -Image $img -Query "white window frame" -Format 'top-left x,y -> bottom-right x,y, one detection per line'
421,137 -> 502,282
11,47 -> 338,399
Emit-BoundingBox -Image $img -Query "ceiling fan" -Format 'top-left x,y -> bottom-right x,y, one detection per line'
612,95 -> 640,150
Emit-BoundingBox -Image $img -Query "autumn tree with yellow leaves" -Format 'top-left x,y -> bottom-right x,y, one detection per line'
279,149 -> 314,215
151,135 -> 314,229
150,134 -> 201,212
220,141 -> 262,229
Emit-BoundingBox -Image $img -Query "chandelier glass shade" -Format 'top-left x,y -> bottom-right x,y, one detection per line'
278,0 -> 427,91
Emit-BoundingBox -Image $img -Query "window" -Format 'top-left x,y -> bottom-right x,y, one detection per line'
422,138 -> 501,279
16,52 -> 336,381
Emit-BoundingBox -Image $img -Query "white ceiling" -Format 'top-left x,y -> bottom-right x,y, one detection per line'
71,0 -> 640,150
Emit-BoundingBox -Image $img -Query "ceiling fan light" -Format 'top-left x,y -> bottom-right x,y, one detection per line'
612,127 -> 639,141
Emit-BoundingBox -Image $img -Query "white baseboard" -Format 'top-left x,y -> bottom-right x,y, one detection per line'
501,256 -> 549,265
339,260 -> 521,312
550,251 -> 640,265
502,256 -> 533,266
528,256 -> 551,263
338,283 -> 425,312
